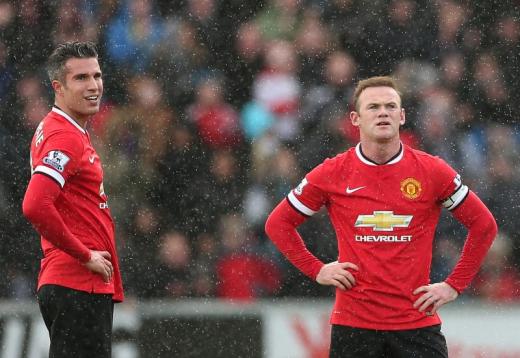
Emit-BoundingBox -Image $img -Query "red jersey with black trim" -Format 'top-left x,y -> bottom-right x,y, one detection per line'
287,143 -> 468,330
29,107 -> 123,302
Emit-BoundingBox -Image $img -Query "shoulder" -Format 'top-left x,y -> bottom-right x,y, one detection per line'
307,148 -> 354,184
45,126 -> 84,148
404,145 -> 452,170
38,118 -> 85,157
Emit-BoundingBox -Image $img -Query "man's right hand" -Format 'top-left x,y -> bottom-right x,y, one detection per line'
84,250 -> 113,283
316,261 -> 359,290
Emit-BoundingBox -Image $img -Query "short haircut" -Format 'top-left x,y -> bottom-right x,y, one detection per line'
46,41 -> 98,83
353,76 -> 402,111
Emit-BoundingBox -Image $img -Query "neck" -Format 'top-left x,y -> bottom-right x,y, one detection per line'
54,103 -> 87,128
359,139 -> 401,164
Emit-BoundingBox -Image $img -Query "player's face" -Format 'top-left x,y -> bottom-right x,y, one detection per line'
53,57 -> 103,124
350,86 -> 405,143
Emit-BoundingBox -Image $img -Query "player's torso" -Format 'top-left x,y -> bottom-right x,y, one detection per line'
316,146 -> 446,298
31,111 -> 113,245
326,150 -> 441,255
322,146 -> 448,328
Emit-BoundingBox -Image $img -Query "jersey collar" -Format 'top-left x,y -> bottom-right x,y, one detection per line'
355,142 -> 404,166
52,107 -> 86,134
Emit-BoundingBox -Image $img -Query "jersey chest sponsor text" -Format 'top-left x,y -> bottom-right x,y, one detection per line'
354,211 -> 414,243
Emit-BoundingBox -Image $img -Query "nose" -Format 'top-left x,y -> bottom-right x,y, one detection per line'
87,75 -> 101,92
377,108 -> 389,117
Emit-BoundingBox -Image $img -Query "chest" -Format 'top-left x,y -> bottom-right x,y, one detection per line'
326,164 -> 436,215
78,144 -> 104,186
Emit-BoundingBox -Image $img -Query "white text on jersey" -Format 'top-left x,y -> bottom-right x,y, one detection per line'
355,235 -> 412,242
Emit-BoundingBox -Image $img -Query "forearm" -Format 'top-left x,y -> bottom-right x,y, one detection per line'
265,199 -> 324,279
445,191 -> 498,292
22,174 -> 91,262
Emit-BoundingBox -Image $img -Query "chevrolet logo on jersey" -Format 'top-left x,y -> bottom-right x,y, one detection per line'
355,211 -> 413,231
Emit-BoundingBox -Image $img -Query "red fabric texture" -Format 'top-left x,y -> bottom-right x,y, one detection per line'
265,199 -> 324,279
23,174 -> 91,262
445,191 -> 498,292
191,104 -> 242,149
216,253 -> 281,301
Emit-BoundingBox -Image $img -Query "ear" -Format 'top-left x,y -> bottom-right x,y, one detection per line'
52,80 -> 64,96
350,111 -> 360,127
400,108 -> 406,126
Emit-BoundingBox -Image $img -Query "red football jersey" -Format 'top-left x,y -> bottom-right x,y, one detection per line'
29,107 -> 123,302
287,143 -> 468,330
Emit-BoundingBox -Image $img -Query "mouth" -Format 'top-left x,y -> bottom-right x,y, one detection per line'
376,121 -> 391,126
85,95 -> 99,102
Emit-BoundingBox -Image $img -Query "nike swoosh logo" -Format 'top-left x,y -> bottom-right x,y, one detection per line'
346,186 -> 366,194
89,155 -> 95,164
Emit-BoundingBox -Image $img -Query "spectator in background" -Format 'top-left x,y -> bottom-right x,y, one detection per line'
295,7 -> 332,87
415,85 -> 459,163
0,1 -> 15,39
186,77 -> 242,150
216,214 -> 280,301
255,0 -> 303,41
438,50 -> 471,102
435,0 -> 468,54
99,75 -> 174,226
360,0 -> 437,76
227,21 -> 264,109
105,0 -> 165,73
154,123 -> 207,235
155,230 -> 193,298
197,150 -> 245,232
185,0 -> 229,71
485,125 -> 520,264
120,205 -> 162,297
7,0 -> 53,71
472,232 -> 520,302
470,52 -> 512,124
52,1 -> 95,45
248,40 -> 301,141
319,0 -> 367,55
152,18 -> 209,109
244,145 -> 301,233
492,14 -> 520,106
298,50 -> 358,172
0,40 -> 14,104
15,74 -> 51,130
191,233 -> 218,297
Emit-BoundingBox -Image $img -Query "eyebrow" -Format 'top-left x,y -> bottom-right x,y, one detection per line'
71,71 -> 102,79
367,101 -> 399,106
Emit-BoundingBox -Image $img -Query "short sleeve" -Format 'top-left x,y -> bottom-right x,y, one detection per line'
32,131 -> 83,188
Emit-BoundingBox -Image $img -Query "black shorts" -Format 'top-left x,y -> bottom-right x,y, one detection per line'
37,284 -> 114,358
329,324 -> 448,358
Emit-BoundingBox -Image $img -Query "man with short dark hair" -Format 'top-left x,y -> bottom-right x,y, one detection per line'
265,76 -> 497,357
22,41 -> 123,358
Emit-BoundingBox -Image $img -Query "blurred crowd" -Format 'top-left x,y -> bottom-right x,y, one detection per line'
1,0 -> 520,302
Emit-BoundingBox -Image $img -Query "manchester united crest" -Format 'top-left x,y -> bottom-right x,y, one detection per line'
400,178 -> 422,200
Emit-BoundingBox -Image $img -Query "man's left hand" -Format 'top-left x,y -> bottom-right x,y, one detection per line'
413,282 -> 458,315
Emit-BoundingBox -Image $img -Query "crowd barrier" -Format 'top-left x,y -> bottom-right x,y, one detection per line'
1,298 -> 519,357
